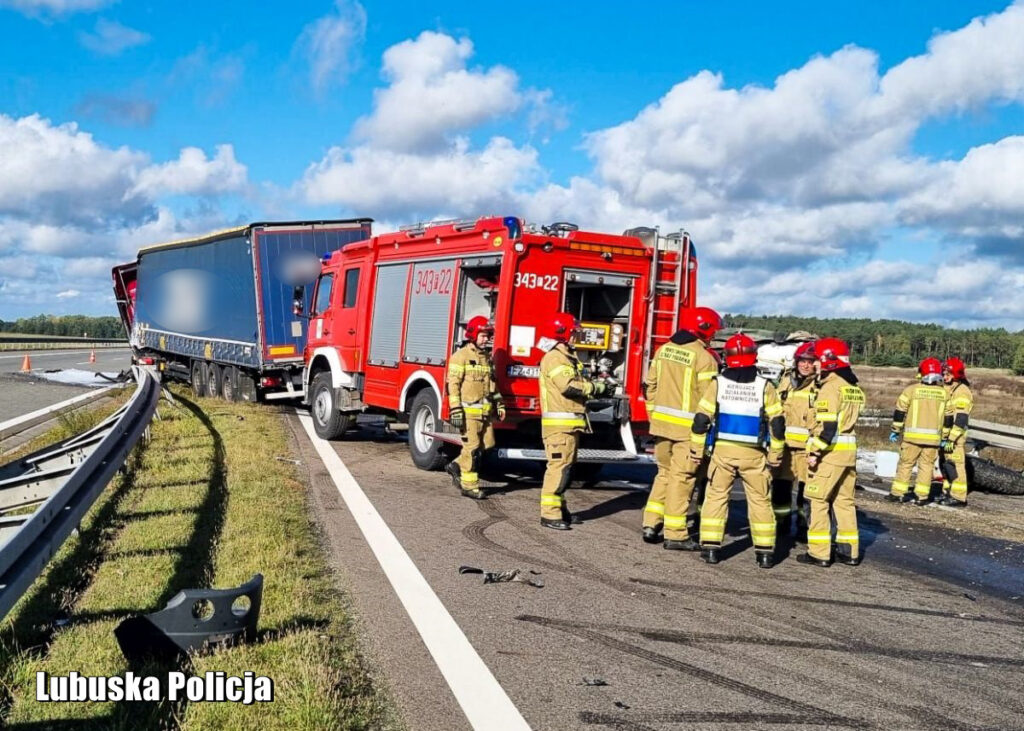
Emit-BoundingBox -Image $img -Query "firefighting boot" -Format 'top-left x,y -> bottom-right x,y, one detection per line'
913,495 -> 930,506
700,548 -> 720,565
445,462 -> 461,491
461,488 -> 486,500
664,538 -> 701,551
540,518 -> 571,531
943,496 -> 967,508
796,552 -> 831,568
756,552 -> 775,569
562,508 -> 583,525
642,527 -> 662,544
834,551 -> 862,567
885,493 -> 905,503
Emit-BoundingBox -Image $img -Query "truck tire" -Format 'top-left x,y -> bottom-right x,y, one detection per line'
311,372 -> 353,440
207,363 -> 223,400
222,366 -> 239,401
967,455 -> 1024,496
408,389 -> 447,471
190,360 -> 207,398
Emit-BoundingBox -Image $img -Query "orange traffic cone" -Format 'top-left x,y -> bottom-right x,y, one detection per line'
20,354 -> 32,372
89,350 -> 96,364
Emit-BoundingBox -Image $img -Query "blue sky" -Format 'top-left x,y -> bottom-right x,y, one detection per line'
1,0 -> 1023,329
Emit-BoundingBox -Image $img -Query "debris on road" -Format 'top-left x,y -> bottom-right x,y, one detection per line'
459,565 -> 544,588
275,456 -> 302,465
581,677 -> 608,686
963,592 -> 977,601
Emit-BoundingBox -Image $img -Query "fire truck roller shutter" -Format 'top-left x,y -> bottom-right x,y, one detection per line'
368,264 -> 408,366
405,259 -> 459,364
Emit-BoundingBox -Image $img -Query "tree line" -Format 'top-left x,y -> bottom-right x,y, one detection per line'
0,315 -> 125,339
726,314 -> 1024,375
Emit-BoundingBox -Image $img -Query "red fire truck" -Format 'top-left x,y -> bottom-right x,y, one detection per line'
298,215 -> 698,470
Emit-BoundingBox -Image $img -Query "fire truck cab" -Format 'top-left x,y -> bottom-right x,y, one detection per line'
299,215 -> 697,470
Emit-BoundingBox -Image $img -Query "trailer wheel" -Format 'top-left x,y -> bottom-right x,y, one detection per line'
190,360 -> 207,398
311,373 -> 353,440
207,363 -> 223,400
222,366 -> 240,402
967,455 -> 1024,496
408,389 -> 447,471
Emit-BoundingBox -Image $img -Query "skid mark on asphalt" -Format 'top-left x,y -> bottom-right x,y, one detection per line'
580,710 -> 852,729
629,576 -> 1024,626
517,614 -> 869,729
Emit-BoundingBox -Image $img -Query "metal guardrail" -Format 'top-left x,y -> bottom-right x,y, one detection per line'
858,409 -> 1023,452
0,369 -> 160,619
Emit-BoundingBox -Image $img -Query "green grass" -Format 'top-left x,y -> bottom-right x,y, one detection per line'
0,388 -> 397,730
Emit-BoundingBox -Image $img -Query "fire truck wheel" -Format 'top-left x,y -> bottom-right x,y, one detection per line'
207,363 -> 223,400
408,389 -> 447,471
190,360 -> 207,399
311,372 -> 353,439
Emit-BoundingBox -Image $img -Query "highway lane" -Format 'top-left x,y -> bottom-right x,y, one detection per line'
289,414 -> 1024,731
0,347 -> 132,424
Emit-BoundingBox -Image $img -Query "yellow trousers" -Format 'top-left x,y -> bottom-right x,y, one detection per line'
940,442 -> 968,502
771,447 -> 808,523
891,441 -> 938,499
455,418 -> 495,488
644,437 -> 700,539
699,450 -> 776,552
805,460 -> 858,561
541,431 -> 579,520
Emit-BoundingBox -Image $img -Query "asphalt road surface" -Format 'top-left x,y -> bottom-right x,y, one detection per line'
0,348 -> 132,422
287,413 -> 1024,731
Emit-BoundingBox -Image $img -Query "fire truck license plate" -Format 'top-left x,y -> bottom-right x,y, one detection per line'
507,364 -> 540,378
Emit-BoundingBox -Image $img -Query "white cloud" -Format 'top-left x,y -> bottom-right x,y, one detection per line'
78,19 -> 150,55
55,288 -> 80,298
354,31 -> 521,153
0,0 -> 110,17
133,144 -> 248,197
299,0 -> 366,93
302,137 -> 538,218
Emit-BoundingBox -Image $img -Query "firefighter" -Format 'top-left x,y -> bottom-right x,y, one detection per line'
940,357 -> 973,507
771,342 -> 817,539
797,338 -> 865,568
691,334 -> 785,568
887,358 -> 952,506
445,316 -> 505,500
642,307 -> 722,549
538,312 -> 606,530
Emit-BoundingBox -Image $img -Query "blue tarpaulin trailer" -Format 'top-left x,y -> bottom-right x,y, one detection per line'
113,219 -> 372,401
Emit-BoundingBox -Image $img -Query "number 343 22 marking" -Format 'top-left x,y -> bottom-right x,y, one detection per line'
514,272 -> 558,291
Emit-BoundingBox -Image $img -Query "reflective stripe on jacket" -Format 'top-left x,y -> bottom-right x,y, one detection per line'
778,371 -> 816,449
808,372 -> 864,466
446,342 -> 498,417
644,339 -> 718,441
539,344 -> 592,436
893,384 -> 949,446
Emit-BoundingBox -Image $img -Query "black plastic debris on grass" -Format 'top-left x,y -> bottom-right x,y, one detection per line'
458,565 -> 544,588
115,574 -> 263,664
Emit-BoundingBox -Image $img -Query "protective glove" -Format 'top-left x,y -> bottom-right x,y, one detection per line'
449,406 -> 465,433
767,451 -> 782,468
941,439 -> 954,453
495,402 -> 506,421
591,380 -> 608,397
889,431 -> 900,444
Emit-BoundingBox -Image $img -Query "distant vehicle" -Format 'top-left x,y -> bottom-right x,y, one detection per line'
294,215 -> 699,470
112,219 -> 372,402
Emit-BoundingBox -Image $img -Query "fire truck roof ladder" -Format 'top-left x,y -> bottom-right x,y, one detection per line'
643,229 -> 688,372
399,217 -> 477,235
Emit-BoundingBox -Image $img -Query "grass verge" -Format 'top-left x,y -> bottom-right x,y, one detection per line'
0,387 -> 396,729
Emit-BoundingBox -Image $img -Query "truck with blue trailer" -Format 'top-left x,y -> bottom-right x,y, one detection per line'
112,219 -> 372,401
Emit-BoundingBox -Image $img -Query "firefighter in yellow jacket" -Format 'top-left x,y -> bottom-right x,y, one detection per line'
798,338 -> 865,568
445,316 -> 504,500
642,306 -> 722,549
771,341 -> 817,539
537,312 -> 606,530
887,358 -> 952,506
940,357 -> 973,507
690,334 -> 785,568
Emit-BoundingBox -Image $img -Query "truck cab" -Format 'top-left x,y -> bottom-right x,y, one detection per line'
301,216 -> 697,470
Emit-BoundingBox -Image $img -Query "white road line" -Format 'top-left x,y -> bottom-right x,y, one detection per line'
296,411 -> 531,731
0,348 -> 129,360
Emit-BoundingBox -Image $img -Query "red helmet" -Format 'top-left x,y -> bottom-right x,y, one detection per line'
943,357 -> 966,380
794,342 -> 816,361
540,312 -> 581,343
678,307 -> 723,343
465,315 -> 494,341
815,337 -> 850,372
918,357 -> 942,378
724,334 -> 758,368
